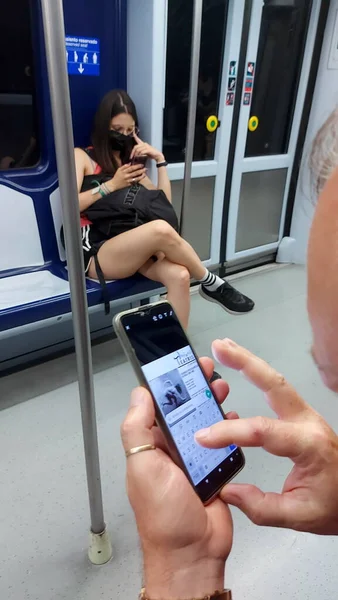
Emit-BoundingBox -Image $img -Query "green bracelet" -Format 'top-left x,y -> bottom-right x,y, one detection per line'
92,180 -> 106,198
102,182 -> 112,195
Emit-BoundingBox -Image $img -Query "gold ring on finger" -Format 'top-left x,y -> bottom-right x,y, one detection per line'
125,444 -> 156,458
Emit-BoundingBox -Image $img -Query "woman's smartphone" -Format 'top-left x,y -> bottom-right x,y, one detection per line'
130,155 -> 147,167
113,301 -> 245,504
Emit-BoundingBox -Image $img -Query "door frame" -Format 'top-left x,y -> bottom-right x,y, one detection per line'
223,0 -> 322,265
283,0 -> 330,239
127,0 -> 323,271
150,0 -> 247,268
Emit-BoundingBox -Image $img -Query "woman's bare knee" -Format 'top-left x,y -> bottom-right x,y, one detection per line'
176,266 -> 190,286
151,220 -> 178,245
164,265 -> 191,287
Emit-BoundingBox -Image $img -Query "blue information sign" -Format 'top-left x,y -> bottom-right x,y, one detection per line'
66,35 -> 100,76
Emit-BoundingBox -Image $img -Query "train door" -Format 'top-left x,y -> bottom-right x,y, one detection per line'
162,0 -> 236,268
132,0 -> 324,272
222,0 -> 322,269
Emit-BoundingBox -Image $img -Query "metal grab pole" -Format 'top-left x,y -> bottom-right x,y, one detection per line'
40,0 -> 112,564
180,0 -> 203,235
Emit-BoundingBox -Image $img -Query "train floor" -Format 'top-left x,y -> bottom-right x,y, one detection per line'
1,264 -> 338,600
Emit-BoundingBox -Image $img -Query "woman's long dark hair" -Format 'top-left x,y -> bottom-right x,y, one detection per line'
91,89 -> 138,174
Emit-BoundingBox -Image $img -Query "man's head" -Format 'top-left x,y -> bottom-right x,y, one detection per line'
308,108 -> 338,391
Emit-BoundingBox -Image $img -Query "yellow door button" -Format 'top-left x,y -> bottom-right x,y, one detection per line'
206,115 -> 219,132
248,116 -> 259,132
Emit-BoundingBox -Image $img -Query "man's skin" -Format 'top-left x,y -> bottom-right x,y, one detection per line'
120,162 -> 338,598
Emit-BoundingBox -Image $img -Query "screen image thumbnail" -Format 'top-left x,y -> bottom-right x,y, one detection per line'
149,369 -> 191,416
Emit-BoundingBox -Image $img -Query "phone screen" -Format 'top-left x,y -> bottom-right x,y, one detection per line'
119,302 -> 244,502
131,155 -> 147,167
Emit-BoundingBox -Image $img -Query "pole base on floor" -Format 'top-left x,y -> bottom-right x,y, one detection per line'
88,528 -> 113,565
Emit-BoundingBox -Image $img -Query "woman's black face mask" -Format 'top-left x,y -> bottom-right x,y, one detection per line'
109,130 -> 132,152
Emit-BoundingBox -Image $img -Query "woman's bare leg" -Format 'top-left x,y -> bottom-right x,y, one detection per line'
139,258 -> 191,329
87,220 -> 206,281
87,220 -> 254,316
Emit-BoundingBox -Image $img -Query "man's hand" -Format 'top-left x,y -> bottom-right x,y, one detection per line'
195,339 -> 338,535
121,357 -> 234,600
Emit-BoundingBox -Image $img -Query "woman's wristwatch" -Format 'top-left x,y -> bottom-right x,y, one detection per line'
156,160 -> 168,168
139,588 -> 232,599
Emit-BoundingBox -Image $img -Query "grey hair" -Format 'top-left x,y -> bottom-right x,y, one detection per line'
309,107 -> 338,196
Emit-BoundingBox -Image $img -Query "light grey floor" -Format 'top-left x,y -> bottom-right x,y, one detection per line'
1,265 -> 338,600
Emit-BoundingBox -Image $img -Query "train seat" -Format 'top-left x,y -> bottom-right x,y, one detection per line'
0,185 -> 163,333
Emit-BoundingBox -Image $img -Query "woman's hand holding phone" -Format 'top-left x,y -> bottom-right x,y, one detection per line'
107,163 -> 146,191
120,356 -> 235,600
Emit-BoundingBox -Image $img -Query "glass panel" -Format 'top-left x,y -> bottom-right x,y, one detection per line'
171,177 -> 215,260
235,168 -> 287,252
245,0 -> 312,158
164,0 -> 228,164
0,0 -> 39,171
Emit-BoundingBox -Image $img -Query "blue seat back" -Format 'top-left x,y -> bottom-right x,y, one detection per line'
0,0 -> 127,275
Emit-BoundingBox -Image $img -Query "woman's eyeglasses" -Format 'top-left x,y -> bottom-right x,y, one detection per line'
110,126 -> 140,137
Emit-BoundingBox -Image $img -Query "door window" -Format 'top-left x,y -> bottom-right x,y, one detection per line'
235,168 -> 288,252
245,0 -> 313,157
164,0 -> 228,164
0,0 -> 40,171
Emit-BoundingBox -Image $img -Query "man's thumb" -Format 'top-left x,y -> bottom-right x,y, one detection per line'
220,483 -> 291,528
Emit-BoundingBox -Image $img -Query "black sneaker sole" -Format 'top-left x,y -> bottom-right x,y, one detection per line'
199,286 -> 254,315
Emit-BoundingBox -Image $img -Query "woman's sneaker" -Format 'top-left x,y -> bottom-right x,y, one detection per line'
200,281 -> 254,315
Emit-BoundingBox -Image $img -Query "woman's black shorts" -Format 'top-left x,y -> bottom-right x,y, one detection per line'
60,224 -> 104,273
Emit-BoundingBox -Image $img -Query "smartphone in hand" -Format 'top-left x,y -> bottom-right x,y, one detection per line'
130,155 -> 147,167
113,301 -> 245,504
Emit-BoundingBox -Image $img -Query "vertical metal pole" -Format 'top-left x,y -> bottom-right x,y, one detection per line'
180,0 -> 203,234
40,0 -> 111,559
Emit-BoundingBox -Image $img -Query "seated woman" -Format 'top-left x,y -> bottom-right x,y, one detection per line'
74,89 -> 254,329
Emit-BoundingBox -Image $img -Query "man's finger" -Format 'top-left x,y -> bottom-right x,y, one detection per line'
195,416 -> 308,459
199,356 -> 214,379
199,357 -> 230,405
120,387 -> 155,453
151,426 -> 170,453
224,411 -> 239,420
211,379 -> 230,405
212,339 -> 311,420
220,483 -> 301,530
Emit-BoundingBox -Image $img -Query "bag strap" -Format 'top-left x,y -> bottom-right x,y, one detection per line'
84,147 -> 102,174
93,252 -> 110,315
